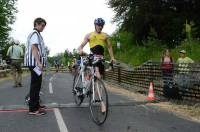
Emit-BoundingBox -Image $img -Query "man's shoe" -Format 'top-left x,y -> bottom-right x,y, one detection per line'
28,110 -> 46,116
39,105 -> 47,109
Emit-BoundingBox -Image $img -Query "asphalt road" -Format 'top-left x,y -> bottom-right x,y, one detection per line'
0,72 -> 200,132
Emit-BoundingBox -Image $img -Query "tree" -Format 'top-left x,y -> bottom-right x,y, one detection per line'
0,0 -> 18,57
107,0 -> 200,46
45,46 -> 50,56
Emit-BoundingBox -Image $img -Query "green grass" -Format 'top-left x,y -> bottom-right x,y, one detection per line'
107,37 -> 200,67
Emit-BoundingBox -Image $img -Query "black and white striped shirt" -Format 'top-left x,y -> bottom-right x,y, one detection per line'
24,29 -> 46,67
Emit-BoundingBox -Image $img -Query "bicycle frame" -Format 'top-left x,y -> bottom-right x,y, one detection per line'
74,56 -> 101,101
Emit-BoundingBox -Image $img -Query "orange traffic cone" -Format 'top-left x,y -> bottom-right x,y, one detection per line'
147,82 -> 156,101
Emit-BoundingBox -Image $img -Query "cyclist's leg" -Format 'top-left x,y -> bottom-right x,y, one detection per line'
57,64 -> 59,70
95,62 -> 105,79
95,66 -> 106,112
56,64 -> 59,72
54,64 -> 56,69
96,80 -> 106,113
95,67 -> 101,79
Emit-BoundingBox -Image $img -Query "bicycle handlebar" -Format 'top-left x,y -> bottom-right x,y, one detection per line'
80,54 -> 120,72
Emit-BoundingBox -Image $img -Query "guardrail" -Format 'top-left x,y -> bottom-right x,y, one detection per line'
0,68 -> 30,78
0,67 -> 69,78
104,61 -> 200,102
0,69 -> 10,78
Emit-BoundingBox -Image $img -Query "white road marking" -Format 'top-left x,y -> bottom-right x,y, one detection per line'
49,75 -> 55,94
50,77 -> 53,82
49,82 -> 53,94
54,108 -> 69,132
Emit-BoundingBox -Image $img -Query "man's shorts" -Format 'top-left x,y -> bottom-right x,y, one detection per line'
11,59 -> 22,74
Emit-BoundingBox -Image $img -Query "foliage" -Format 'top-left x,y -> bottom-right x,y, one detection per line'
0,0 -> 18,43
48,48 -> 78,66
108,31 -> 200,66
0,0 -> 18,57
107,0 -> 200,46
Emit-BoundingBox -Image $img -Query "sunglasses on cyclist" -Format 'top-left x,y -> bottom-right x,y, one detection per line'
96,24 -> 104,27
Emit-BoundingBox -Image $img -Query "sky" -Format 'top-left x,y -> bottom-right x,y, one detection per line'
10,0 -> 117,56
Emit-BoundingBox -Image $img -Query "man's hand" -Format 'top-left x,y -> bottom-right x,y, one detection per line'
78,50 -> 87,56
78,49 -> 84,55
110,58 -> 116,64
38,63 -> 43,71
32,44 -> 43,71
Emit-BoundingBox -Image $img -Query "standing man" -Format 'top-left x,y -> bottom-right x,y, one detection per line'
24,18 -> 47,115
7,39 -> 23,87
177,50 -> 194,97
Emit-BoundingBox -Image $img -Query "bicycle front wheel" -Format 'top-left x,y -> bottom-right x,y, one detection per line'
72,74 -> 84,106
89,78 -> 108,125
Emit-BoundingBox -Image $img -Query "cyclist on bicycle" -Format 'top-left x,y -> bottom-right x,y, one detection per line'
78,18 -> 115,79
54,59 -> 60,72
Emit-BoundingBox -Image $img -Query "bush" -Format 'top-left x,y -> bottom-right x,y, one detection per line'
107,32 -> 200,67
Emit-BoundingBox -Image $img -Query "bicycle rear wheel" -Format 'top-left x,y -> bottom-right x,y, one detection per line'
89,78 -> 108,125
72,74 -> 84,105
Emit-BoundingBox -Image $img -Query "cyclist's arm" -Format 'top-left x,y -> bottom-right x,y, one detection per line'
106,36 -> 115,61
78,34 -> 90,53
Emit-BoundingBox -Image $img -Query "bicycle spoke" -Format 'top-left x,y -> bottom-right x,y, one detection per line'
89,79 -> 108,125
73,74 -> 84,105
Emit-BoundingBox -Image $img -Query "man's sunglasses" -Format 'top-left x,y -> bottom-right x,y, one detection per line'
96,24 -> 104,27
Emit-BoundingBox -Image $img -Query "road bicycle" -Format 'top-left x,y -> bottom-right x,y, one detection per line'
72,54 -> 113,125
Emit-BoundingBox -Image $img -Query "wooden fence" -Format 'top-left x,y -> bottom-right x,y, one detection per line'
105,61 -> 200,101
